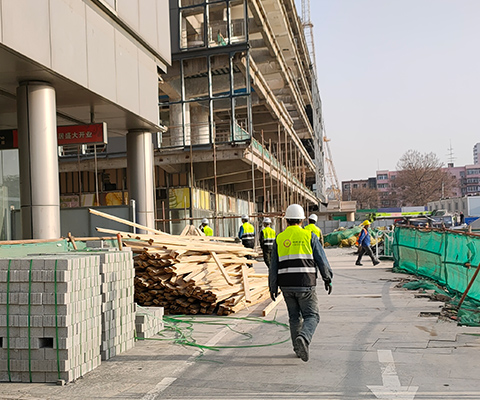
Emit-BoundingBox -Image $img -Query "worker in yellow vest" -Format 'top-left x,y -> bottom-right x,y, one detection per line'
200,218 -> 213,236
259,217 -> 276,267
304,214 -> 323,246
238,214 -> 255,249
269,204 -> 333,362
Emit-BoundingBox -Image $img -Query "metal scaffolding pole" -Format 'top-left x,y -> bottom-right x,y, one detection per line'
261,131 -> 266,213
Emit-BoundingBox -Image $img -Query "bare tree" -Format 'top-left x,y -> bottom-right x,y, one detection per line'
395,150 -> 455,206
349,187 -> 379,209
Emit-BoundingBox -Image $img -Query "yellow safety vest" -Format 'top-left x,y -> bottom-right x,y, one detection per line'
241,222 -> 255,241
276,225 -> 316,287
304,223 -> 321,238
203,225 -> 213,236
262,226 -> 276,247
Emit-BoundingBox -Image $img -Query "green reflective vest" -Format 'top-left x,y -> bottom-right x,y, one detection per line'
241,222 -> 255,241
276,225 -> 316,287
305,223 -> 322,239
203,225 -> 213,237
261,226 -> 276,247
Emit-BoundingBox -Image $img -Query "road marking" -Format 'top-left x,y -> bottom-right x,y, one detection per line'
368,349 -> 419,400
140,323 -> 236,400
141,377 -> 177,400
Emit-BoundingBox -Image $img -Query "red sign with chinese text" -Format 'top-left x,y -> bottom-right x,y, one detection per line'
0,123 -> 107,150
57,123 -> 107,145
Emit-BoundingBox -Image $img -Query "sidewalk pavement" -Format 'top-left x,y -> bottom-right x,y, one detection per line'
1,247 -> 480,399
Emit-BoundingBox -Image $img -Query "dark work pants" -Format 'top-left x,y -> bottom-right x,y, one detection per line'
282,288 -> 320,348
262,246 -> 272,267
356,245 -> 377,264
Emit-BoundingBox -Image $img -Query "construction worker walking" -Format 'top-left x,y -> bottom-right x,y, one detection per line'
199,218 -> 213,236
259,217 -> 276,267
304,214 -> 323,246
356,220 -> 380,266
269,204 -> 333,362
238,214 -> 255,249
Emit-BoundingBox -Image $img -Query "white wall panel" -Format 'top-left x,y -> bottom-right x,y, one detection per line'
116,0 -> 139,33
115,30 -> 140,115
86,4 -> 116,102
139,0 -> 157,49
137,48 -> 159,125
156,0 -> 171,65
1,0 -> 51,68
50,0 -> 88,87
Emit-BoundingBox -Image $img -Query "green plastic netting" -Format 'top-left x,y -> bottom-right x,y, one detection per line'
324,226 -> 363,246
393,226 -> 480,326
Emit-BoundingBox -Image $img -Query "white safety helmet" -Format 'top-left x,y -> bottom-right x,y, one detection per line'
264,217 -> 272,224
308,214 -> 318,222
284,204 -> 305,220
201,218 -> 209,224
241,214 -> 249,221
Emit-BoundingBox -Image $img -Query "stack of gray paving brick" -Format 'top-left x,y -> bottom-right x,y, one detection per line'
0,255 -> 102,383
99,249 -> 135,360
135,306 -> 164,339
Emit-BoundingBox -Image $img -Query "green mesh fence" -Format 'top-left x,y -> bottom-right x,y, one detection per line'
393,226 -> 480,303
393,227 -> 480,301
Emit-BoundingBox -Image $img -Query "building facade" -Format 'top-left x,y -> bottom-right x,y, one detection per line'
0,0 -> 171,239
0,0 -> 325,239
474,143 -> 480,165
154,0 -> 323,234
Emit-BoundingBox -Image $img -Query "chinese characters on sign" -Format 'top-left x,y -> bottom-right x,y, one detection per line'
0,123 -> 107,150
57,123 -> 107,145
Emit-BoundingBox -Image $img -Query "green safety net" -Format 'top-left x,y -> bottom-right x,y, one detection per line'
393,226 -> 480,326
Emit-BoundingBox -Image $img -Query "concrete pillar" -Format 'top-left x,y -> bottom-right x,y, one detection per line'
17,82 -> 60,239
346,211 -> 355,222
127,130 -> 155,233
170,103 -> 190,147
190,104 -> 209,145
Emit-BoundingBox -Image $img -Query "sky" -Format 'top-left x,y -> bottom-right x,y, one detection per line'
298,0 -> 480,184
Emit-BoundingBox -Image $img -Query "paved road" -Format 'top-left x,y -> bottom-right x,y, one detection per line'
2,247 -> 480,399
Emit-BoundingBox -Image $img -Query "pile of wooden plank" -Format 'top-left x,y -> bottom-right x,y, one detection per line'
89,209 -> 273,315
91,230 -> 268,317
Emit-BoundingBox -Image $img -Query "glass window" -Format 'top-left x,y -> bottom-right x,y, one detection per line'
210,54 -> 231,97
233,96 -> 249,141
180,0 -> 204,6
180,7 -> 205,49
232,52 -> 247,93
0,150 -> 20,240
159,103 -> 187,147
189,100 -> 210,145
208,2 -> 228,47
230,0 -> 246,43
212,98 -> 231,143
183,57 -> 208,101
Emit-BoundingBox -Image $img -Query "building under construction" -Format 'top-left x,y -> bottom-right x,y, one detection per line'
161,0 -> 326,236
0,0 -> 327,239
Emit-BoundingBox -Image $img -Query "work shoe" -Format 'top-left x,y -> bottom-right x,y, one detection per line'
294,336 -> 309,362
355,261 -> 363,266
373,260 -> 380,266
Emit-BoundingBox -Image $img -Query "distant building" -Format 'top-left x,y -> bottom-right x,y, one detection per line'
342,178 -> 376,201
376,170 -> 399,208
474,143 -> 480,164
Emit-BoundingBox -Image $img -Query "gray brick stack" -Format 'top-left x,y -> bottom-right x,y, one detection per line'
0,249 -> 136,383
99,250 -> 135,360
135,306 -> 164,339
0,255 -> 102,383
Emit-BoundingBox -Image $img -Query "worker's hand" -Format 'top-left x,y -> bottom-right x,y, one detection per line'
324,279 -> 332,295
270,291 -> 278,301
234,237 -> 241,243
